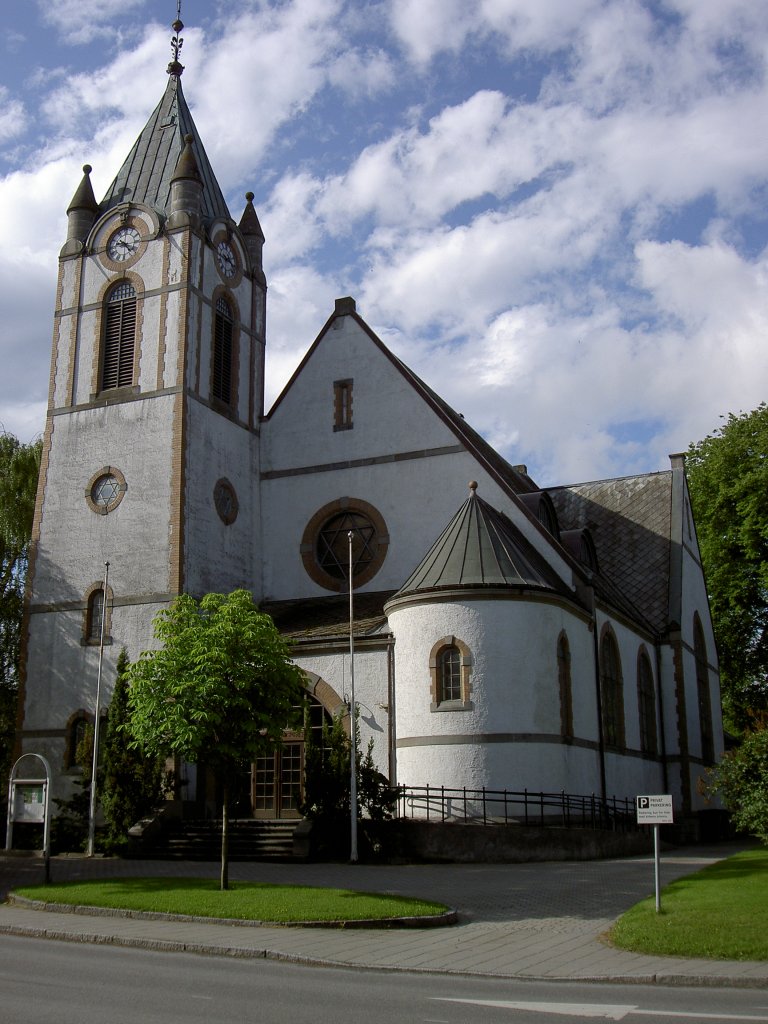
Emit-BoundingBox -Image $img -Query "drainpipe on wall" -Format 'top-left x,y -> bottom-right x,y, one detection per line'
387,636 -> 396,788
580,578 -> 607,804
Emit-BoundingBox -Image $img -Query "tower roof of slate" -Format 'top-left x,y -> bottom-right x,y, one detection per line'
99,73 -> 230,223
394,484 -> 566,598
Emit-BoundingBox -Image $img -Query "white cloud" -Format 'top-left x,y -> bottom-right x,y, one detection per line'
0,89 -> 25,143
390,0 -> 475,65
38,0 -> 148,45
3,0 -> 768,486
327,47 -> 396,99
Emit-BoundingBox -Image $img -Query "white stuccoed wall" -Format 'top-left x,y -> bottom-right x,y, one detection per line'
389,595 -> 610,795
261,312 -> 574,603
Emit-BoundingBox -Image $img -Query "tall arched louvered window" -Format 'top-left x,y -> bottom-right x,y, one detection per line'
102,282 -> 136,390
637,650 -> 658,755
212,296 -> 234,405
694,615 -> 714,762
600,629 -> 625,748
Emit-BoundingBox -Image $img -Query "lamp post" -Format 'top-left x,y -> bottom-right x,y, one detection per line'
348,531 -> 358,863
87,560 -> 109,857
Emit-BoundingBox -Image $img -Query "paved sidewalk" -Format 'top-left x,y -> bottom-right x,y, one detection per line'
1,843 -> 766,987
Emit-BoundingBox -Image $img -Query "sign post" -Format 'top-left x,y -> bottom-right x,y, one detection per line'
6,753 -> 53,883
636,794 -> 674,912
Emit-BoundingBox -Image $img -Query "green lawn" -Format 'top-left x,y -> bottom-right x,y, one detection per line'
609,847 -> 768,960
12,877 -> 450,925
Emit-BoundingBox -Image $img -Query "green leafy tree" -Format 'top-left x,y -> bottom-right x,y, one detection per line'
708,720 -> 768,844
686,404 -> 768,730
101,649 -> 167,849
0,431 -> 41,783
126,590 -> 305,889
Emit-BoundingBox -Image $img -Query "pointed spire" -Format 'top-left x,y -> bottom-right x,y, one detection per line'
239,191 -> 265,276
167,2 -> 185,77
239,192 -> 264,241
99,74 -> 230,222
63,164 -> 99,255
67,163 -> 98,215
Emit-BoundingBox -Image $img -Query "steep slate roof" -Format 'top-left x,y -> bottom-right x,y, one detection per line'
547,473 -> 673,633
395,484 -> 566,598
99,74 -> 230,223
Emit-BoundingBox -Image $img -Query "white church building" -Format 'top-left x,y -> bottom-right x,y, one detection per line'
18,30 -> 723,832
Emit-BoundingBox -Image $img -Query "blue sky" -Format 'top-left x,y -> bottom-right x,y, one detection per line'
1,0 -> 767,485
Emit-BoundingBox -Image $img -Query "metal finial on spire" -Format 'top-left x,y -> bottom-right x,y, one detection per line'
167,0 -> 185,77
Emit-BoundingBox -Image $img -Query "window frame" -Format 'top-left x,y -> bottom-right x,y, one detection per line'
429,636 -> 473,711
301,498 -> 389,593
81,581 -> 114,647
599,627 -> 625,749
557,631 -> 574,740
101,281 -> 137,392
334,379 -> 353,431
212,294 -> 235,407
637,647 -> 658,756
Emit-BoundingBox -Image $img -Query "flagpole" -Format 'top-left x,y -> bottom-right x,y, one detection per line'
348,531 -> 358,863
87,561 -> 109,857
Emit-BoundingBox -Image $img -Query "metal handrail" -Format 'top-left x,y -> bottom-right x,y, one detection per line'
395,785 -> 637,831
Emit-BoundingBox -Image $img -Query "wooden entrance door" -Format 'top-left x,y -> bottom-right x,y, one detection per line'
253,741 -> 303,819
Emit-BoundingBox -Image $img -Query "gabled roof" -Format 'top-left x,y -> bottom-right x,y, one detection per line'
99,74 -> 230,223
393,483 -> 566,598
547,473 -> 673,633
265,298 -> 538,497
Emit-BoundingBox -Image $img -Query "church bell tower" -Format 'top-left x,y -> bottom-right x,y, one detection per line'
18,14 -> 267,791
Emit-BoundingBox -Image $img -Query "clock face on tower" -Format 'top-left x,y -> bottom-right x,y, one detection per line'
107,225 -> 141,262
216,240 -> 237,278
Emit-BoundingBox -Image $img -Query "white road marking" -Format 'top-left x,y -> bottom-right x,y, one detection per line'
435,999 -> 768,1021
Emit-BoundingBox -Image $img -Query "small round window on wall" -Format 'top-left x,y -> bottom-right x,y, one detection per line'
301,498 -> 389,592
213,478 -> 238,525
85,467 -> 127,515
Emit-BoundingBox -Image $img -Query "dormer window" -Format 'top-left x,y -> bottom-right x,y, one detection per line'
560,528 -> 599,572
519,491 -> 560,540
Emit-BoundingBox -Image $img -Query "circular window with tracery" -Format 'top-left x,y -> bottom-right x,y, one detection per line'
213,478 -> 238,525
85,467 -> 127,515
301,498 -> 389,592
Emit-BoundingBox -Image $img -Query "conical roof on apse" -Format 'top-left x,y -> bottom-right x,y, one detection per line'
393,483 -> 566,599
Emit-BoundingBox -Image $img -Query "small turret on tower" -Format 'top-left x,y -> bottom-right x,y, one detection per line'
62,164 -> 98,256
168,133 -> 203,228
239,192 -> 266,283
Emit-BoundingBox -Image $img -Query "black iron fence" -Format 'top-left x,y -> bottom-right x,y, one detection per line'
395,784 -> 638,831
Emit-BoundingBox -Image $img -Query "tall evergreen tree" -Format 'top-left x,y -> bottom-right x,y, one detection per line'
101,649 -> 166,847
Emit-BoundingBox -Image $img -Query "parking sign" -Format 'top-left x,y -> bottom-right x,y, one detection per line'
636,794 -> 674,824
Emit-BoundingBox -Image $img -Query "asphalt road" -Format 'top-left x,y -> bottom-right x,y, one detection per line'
2,934 -> 768,1024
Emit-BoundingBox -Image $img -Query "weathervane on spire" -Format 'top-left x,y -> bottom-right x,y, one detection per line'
167,0 -> 184,77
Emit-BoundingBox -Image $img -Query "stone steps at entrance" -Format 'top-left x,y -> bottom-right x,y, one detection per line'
144,819 -> 300,861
